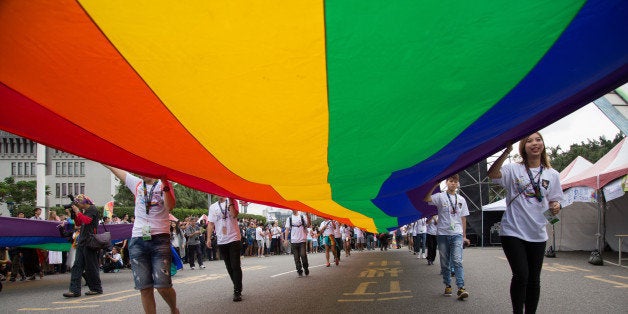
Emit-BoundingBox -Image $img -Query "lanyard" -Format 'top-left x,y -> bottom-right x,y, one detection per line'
446,193 -> 458,214
525,166 -> 544,202
144,180 -> 159,215
218,200 -> 229,220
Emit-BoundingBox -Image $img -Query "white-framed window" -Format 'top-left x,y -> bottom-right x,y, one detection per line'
56,162 -> 61,176
55,183 -> 61,198
62,162 -> 66,176
80,183 -> 85,194
80,162 -> 85,176
61,183 -> 67,196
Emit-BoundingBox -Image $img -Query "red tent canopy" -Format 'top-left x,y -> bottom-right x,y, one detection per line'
561,138 -> 628,190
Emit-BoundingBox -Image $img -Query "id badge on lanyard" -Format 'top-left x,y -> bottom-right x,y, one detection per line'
142,225 -> 152,241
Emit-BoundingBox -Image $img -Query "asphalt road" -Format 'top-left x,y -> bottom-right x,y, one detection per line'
1,247 -> 626,313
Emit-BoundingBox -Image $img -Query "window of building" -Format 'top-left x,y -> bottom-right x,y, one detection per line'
11,162 -> 16,176
56,162 -> 60,176
16,138 -> 21,154
74,162 -> 79,177
80,162 -> 85,176
31,162 -> 35,177
80,183 -> 85,194
17,163 -> 22,176
24,162 -> 29,176
62,162 -> 66,176
68,163 -> 73,176
61,183 -> 67,196
74,183 -> 79,195
10,138 -> 15,153
56,183 -> 60,198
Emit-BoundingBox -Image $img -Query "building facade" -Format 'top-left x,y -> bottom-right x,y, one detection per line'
0,131 -> 116,216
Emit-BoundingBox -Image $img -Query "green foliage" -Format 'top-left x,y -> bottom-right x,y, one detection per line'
174,184 -> 208,209
548,132 -> 624,172
0,177 -> 50,216
113,182 -> 135,207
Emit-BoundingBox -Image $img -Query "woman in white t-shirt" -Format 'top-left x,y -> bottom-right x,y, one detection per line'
488,132 -> 563,314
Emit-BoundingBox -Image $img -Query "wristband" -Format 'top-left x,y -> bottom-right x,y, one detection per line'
162,186 -> 171,192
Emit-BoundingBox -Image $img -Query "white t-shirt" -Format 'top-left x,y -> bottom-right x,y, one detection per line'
126,174 -> 170,238
285,214 -> 308,243
426,215 -> 438,235
208,199 -> 241,245
430,191 -> 469,236
413,218 -> 427,234
255,226 -> 264,241
354,227 -> 364,239
333,222 -> 342,238
320,220 -> 335,236
272,226 -> 282,239
493,163 -> 563,242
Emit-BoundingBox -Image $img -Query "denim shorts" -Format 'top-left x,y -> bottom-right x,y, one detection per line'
129,234 -> 172,290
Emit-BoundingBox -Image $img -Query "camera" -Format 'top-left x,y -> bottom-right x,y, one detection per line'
63,194 -> 76,209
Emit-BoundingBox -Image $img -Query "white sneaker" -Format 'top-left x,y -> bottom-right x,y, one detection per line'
422,253 -> 426,259
417,255 -> 421,259
190,267 -> 195,270
200,265 -> 206,269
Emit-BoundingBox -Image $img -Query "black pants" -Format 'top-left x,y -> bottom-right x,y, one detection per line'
69,246 -> 102,294
218,241 -> 242,294
290,242 -> 309,274
501,236 -> 546,314
187,244 -> 204,267
426,234 -> 437,262
271,238 -> 281,255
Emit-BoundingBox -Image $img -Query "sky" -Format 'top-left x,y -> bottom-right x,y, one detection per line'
540,103 -> 620,151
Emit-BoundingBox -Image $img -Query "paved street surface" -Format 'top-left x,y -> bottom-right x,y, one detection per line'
1,247 -> 626,313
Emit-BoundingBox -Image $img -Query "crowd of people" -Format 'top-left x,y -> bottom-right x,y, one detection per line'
1,132 -> 563,314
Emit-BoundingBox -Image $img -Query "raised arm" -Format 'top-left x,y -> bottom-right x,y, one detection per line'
102,164 -> 128,182
487,144 -> 513,179
423,182 -> 440,202
161,179 -> 175,212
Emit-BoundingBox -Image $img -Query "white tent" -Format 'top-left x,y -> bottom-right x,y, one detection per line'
482,199 -> 506,212
550,157 -> 597,251
561,138 -> 628,253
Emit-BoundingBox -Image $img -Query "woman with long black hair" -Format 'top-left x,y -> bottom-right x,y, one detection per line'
488,132 -> 563,314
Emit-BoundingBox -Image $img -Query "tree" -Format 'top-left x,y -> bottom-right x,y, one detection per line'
547,132 -> 624,172
174,184 -> 208,209
113,182 -> 134,206
0,177 -> 38,216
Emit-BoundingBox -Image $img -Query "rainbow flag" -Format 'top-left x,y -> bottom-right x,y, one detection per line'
0,1 -> 626,232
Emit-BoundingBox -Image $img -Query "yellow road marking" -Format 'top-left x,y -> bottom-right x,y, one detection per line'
584,275 -> 628,288
379,281 -> 411,295
543,263 -> 591,272
377,295 -> 413,301
611,275 -> 628,280
53,289 -> 135,304
19,305 -> 100,311
343,282 -> 377,295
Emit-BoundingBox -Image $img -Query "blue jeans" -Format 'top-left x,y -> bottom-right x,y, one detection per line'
437,234 -> 464,288
129,235 -> 172,290
413,233 -> 426,253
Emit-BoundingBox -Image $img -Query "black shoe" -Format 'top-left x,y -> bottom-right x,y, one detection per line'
63,292 -> 81,298
297,271 -> 303,277
28,275 -> 36,281
9,277 -> 16,282
304,269 -> 309,276
85,290 -> 102,296
233,292 -> 242,302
